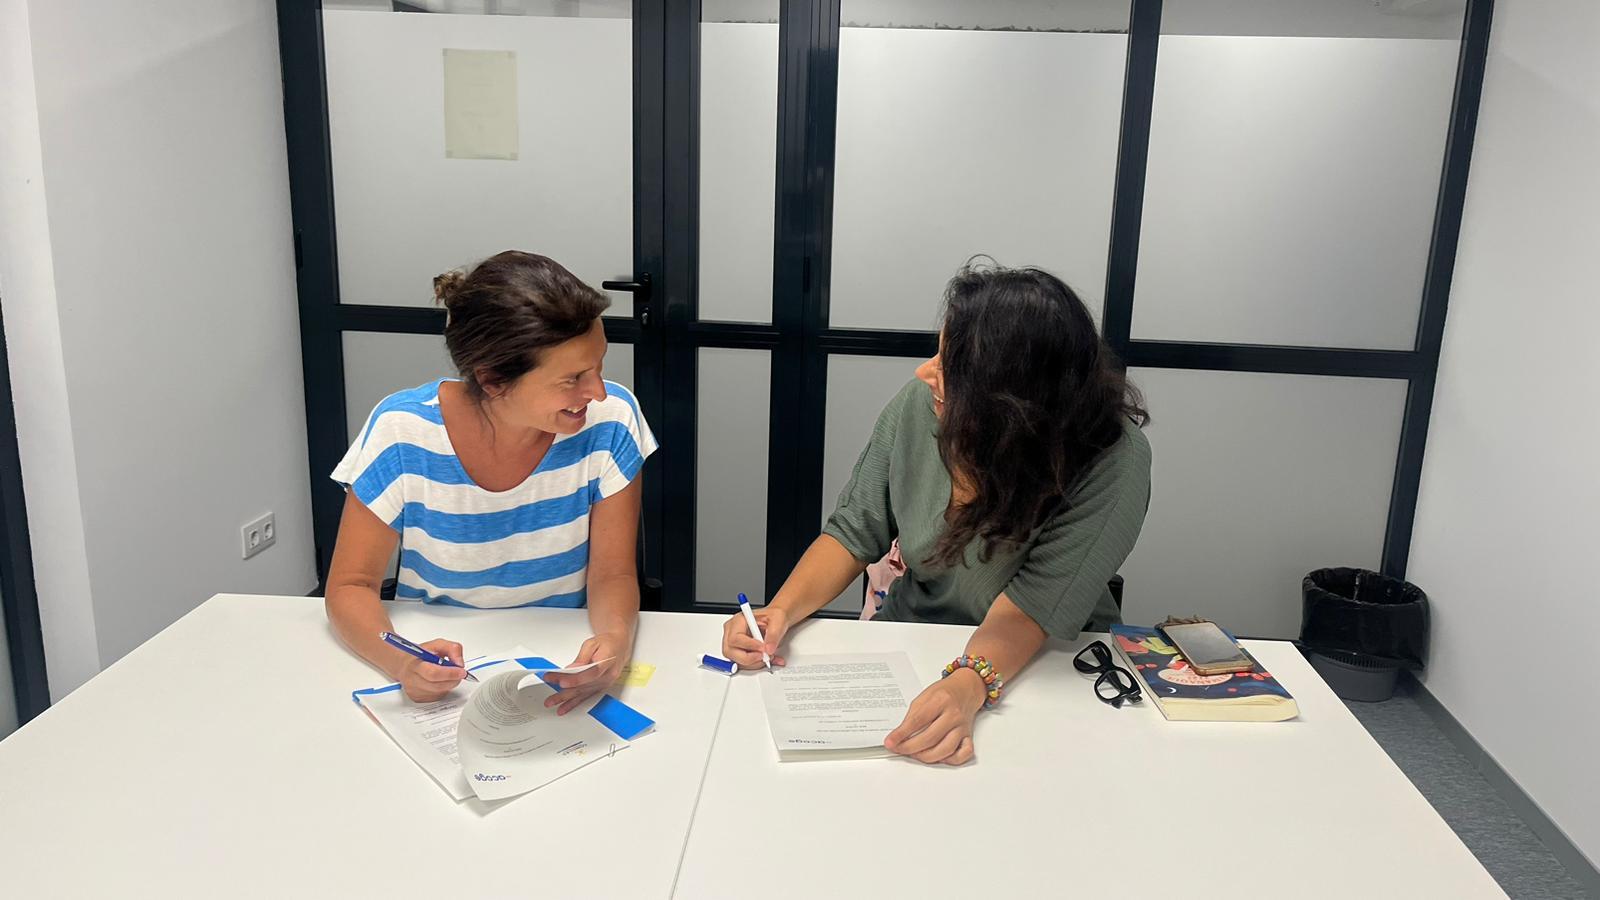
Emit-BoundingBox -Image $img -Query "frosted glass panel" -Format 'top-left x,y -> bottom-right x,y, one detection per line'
828,26 -> 1126,330
699,22 -> 778,324
1161,0 -> 1465,38
324,10 -> 632,312
837,0 -> 1126,32
342,332 -> 634,442
696,349 -> 771,605
603,342 -> 635,395
1132,35 -> 1458,349
821,355 -> 924,612
1117,368 -> 1407,639
703,1 -> 779,23
327,1 -> 629,15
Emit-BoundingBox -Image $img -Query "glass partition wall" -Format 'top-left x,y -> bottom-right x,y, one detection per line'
283,0 -> 1491,635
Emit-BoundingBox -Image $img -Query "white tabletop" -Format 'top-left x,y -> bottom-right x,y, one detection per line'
676,615 -> 1507,900
0,595 -> 1504,899
0,595 -> 731,900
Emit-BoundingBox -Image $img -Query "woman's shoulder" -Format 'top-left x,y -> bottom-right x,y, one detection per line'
1079,417 -> 1153,491
582,380 -> 645,432
597,380 -> 644,420
1112,416 -> 1152,465
882,378 -> 935,428
355,379 -> 449,446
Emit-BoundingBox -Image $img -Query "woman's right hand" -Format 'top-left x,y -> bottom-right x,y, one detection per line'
722,605 -> 791,669
395,638 -> 469,702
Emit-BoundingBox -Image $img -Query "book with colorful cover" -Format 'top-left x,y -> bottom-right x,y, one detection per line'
1109,625 -> 1299,722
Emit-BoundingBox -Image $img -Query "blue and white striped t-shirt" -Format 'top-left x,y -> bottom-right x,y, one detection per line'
331,379 -> 657,609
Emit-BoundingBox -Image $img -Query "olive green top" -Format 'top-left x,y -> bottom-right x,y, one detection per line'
823,380 -> 1152,639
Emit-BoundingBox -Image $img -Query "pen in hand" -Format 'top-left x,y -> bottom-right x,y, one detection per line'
737,593 -> 771,671
379,631 -> 480,683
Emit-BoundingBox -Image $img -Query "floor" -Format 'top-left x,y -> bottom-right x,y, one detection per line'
1344,687 -> 1591,899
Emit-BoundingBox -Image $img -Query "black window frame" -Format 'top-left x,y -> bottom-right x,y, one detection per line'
0,304 -> 51,725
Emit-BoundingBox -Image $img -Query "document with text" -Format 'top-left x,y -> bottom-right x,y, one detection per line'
353,651 -> 652,802
758,652 -> 922,761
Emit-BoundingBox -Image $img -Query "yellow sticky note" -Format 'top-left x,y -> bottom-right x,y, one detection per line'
616,662 -> 655,688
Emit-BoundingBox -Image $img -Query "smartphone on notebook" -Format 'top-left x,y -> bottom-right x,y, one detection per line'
1160,621 -> 1255,676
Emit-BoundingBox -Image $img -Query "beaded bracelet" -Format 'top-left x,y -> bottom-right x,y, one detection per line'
941,654 -> 1005,709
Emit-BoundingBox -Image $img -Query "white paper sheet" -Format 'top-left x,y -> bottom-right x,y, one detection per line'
443,48 -> 518,160
758,652 -> 922,761
456,668 -> 627,801
354,650 -> 531,800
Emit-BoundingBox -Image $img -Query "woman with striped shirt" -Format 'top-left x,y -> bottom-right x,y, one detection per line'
326,252 -> 656,710
723,263 -> 1152,766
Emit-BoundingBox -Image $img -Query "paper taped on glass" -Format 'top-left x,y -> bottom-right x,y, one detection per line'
443,48 -> 518,160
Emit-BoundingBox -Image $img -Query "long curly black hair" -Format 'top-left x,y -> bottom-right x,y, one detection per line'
929,262 -> 1148,568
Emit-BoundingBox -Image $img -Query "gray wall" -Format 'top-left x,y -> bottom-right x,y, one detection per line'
0,0 -> 318,694
1408,0 -> 1600,870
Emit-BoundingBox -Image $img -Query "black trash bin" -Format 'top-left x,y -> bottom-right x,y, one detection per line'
1300,567 -> 1428,702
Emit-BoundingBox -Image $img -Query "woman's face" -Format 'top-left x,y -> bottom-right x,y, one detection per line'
487,319 -> 608,435
914,333 -> 947,419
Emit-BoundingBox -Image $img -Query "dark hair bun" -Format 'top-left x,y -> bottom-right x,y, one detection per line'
433,269 -> 467,308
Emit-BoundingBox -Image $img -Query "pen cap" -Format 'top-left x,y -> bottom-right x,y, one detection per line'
699,654 -> 737,675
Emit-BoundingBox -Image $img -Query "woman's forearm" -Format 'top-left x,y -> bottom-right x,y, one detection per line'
326,585 -> 412,681
769,534 -> 871,622
950,592 -> 1049,705
585,573 -> 640,641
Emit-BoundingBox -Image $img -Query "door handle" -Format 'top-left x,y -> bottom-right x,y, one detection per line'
601,274 -> 653,328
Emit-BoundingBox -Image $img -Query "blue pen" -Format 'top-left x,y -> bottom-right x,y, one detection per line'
736,593 -> 771,670
379,631 -> 480,682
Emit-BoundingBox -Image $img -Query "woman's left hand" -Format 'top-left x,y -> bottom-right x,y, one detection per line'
883,667 -> 985,765
543,630 -> 631,716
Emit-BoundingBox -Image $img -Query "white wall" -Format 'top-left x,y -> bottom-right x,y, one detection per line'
0,0 -> 317,695
0,0 -> 100,697
1408,0 -> 1600,870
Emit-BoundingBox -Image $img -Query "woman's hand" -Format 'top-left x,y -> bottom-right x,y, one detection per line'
396,638 -> 469,702
543,630 -> 631,716
883,667 -> 985,765
721,605 -> 790,669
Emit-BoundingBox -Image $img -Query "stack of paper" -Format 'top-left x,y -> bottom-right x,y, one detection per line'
758,652 -> 922,761
353,651 -> 653,801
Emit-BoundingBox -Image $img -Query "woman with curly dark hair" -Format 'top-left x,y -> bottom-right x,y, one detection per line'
722,262 -> 1151,766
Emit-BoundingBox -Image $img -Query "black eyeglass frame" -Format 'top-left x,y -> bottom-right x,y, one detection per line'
1073,641 -> 1143,709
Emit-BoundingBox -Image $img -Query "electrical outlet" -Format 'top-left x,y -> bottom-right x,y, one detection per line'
242,512 -> 276,560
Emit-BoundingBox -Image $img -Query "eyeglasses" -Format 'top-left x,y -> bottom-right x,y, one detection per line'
1073,641 -> 1143,708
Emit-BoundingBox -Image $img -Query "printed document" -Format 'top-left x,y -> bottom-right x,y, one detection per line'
353,651 -> 650,802
759,652 -> 922,761
456,666 -> 625,801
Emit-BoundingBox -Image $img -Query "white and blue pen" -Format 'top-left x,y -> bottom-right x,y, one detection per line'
737,593 -> 771,670
379,631 -> 479,682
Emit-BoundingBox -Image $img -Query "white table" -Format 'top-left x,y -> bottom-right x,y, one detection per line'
0,595 -> 731,899
0,595 -> 1504,899
677,616 -> 1506,899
